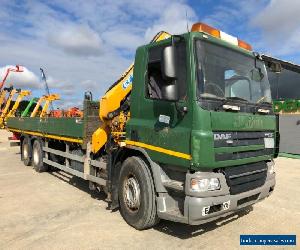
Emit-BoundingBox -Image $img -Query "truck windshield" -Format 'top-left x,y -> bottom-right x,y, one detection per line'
196,40 -> 272,104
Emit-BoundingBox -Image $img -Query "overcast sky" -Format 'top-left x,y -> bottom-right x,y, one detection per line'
0,0 -> 299,108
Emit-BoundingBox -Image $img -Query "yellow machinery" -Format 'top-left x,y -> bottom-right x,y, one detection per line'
0,86 -> 13,110
0,90 -> 7,108
92,31 -> 171,153
6,90 -> 31,118
0,88 -> 19,128
40,94 -> 60,118
30,95 -> 46,117
31,94 -> 60,118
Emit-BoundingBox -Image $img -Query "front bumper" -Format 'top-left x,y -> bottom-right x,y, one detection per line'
186,175 -> 275,225
157,169 -> 275,225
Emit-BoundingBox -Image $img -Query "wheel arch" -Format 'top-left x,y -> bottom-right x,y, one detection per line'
112,146 -> 166,193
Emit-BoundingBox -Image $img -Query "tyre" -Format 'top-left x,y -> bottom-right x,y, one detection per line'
21,137 -> 31,166
32,140 -> 48,172
118,156 -> 159,230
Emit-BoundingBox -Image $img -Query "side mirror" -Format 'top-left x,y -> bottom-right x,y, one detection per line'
162,46 -> 177,79
161,84 -> 178,101
270,61 -> 282,73
251,68 -> 264,81
161,45 -> 179,101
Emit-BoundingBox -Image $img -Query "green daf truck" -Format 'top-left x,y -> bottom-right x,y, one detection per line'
7,22 -> 278,230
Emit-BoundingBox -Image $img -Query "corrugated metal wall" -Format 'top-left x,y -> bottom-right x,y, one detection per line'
279,115 -> 300,154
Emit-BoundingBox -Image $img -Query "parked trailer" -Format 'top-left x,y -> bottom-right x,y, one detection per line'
7,23 -> 278,230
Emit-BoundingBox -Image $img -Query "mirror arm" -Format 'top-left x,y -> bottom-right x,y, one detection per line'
175,102 -> 188,116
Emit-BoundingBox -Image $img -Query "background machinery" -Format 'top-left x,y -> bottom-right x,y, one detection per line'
0,88 -> 20,128
0,65 -> 23,91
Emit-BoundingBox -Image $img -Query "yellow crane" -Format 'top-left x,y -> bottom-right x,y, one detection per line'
30,94 -> 60,118
0,86 -> 13,109
6,90 -> 31,118
0,91 -> 7,108
40,94 -> 60,118
30,95 -> 46,117
0,88 -> 19,128
92,31 -> 171,153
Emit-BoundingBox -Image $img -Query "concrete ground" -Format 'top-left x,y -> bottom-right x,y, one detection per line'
0,130 -> 299,250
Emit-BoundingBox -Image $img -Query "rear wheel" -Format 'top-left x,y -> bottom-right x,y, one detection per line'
21,137 -> 31,166
32,140 -> 48,172
118,156 -> 159,230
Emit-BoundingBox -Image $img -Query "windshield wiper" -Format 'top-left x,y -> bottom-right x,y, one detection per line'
254,100 -> 272,114
257,101 -> 272,105
199,93 -> 225,100
256,96 -> 271,104
199,95 -> 249,111
215,97 -> 248,111
225,96 -> 249,102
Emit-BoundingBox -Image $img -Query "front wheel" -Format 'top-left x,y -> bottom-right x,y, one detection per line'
32,140 -> 48,172
118,156 -> 159,230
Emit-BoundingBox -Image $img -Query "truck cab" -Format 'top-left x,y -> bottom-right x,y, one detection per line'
124,23 -> 277,225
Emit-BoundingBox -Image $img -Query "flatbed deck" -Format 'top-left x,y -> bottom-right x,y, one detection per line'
7,117 -> 84,143
6,100 -> 100,145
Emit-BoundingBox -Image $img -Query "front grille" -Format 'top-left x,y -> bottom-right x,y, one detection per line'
222,161 -> 267,195
216,149 -> 273,161
213,131 -> 274,161
213,131 -> 273,148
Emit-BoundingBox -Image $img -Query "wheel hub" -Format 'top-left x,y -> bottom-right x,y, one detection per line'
124,176 -> 140,211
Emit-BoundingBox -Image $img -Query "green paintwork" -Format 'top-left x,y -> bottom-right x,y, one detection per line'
210,112 -> 276,131
127,36 -> 192,168
7,117 -> 83,140
21,98 -> 39,117
6,100 -> 99,145
279,153 -> 300,159
127,31 -> 277,170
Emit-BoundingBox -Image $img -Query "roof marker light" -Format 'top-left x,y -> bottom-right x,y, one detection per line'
191,22 -> 252,51
238,39 -> 252,51
192,23 -> 220,38
220,31 -> 238,46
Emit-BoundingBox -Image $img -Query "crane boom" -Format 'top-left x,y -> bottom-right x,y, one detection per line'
0,90 -> 7,108
40,68 -> 54,111
99,31 -> 171,121
92,31 -> 171,153
6,90 -> 31,118
0,88 -> 19,128
0,65 -> 23,91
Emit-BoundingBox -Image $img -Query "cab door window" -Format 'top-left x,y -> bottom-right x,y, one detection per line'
146,41 -> 187,100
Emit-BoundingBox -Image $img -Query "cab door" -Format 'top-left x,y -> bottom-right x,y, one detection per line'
127,40 -> 192,168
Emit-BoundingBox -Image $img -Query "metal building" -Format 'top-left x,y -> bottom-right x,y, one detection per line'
263,55 -> 300,156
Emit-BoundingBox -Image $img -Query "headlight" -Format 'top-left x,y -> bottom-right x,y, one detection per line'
267,160 -> 275,174
190,178 -> 220,192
